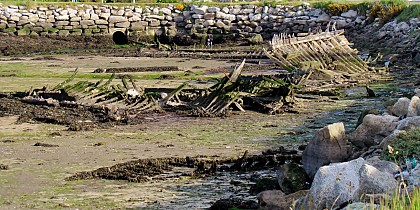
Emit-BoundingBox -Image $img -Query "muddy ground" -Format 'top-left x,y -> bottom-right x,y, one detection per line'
0,34 -> 419,209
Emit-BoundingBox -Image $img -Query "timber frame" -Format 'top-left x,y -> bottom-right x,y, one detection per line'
264,22 -> 369,73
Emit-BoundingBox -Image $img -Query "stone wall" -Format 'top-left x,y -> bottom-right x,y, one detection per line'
0,3 -> 368,40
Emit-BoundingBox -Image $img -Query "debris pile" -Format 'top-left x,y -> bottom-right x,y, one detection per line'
264,24 -> 370,73
0,59 -> 310,126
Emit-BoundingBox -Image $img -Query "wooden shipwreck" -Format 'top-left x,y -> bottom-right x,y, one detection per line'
264,23 -> 369,73
15,59 -> 310,119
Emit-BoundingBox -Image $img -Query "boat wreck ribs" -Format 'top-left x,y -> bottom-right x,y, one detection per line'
264,23 -> 369,73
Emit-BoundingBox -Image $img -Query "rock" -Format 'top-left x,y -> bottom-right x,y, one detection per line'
395,21 -> 409,32
316,13 -> 330,22
258,190 -> 308,210
341,10 -> 357,18
108,15 -> 127,24
391,97 -> 410,117
377,31 -> 387,39
407,96 -> 420,117
396,116 -> 420,131
160,8 -> 171,15
208,7 -> 219,13
257,190 -> 285,207
366,156 -> 400,175
209,198 -> 259,210
192,5 -> 208,15
203,13 -> 215,20
300,158 -> 396,210
343,202 -> 380,210
355,16 -> 363,24
277,163 -> 311,194
409,165 -> 420,189
302,122 -> 350,178
250,177 -> 280,195
359,164 -> 396,195
303,158 -> 366,209
348,114 -> 399,148
335,19 -> 348,29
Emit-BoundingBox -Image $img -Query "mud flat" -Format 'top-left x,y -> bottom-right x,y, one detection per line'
0,49 -> 418,209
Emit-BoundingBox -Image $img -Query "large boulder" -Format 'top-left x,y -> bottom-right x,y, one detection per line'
391,97 -> 410,117
302,122 -> 351,178
396,116 -> 420,131
348,114 -> 399,148
277,163 -> 311,194
359,164 -> 396,195
299,158 -> 396,209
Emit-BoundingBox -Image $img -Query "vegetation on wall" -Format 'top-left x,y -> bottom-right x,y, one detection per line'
369,0 -> 407,24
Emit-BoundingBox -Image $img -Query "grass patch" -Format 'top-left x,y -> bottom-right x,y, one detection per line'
376,183 -> 420,210
397,4 -> 420,22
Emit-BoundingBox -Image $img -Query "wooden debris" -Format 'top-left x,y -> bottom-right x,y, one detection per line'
186,59 -> 311,115
265,23 -> 369,73
18,59 -> 309,118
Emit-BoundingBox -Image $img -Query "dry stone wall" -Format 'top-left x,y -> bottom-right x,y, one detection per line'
0,3 -> 370,41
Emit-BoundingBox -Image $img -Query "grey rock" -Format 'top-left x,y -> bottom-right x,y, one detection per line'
80,20 -> 94,26
193,6 -> 208,15
359,164 -> 396,195
95,19 -> 108,25
348,114 -> 399,148
148,19 -> 160,27
115,21 -> 130,28
316,13 -> 330,22
305,158 -> 366,209
302,122 -> 350,178
108,15 -> 127,23
160,8 -> 171,15
366,156 -> 400,175
208,7 -> 219,13
302,158 -> 396,210
396,116 -> 420,131
343,202 -> 380,210
341,9 -> 357,18
391,97 -> 411,117
257,190 -> 285,207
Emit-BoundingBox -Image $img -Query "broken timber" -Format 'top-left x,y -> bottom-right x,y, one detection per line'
52,70 -> 161,115
161,59 -> 311,116
18,59 -> 310,119
264,23 -> 369,73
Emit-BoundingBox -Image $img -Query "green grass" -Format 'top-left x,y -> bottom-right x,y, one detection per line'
377,185 -> 420,210
397,4 -> 420,22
